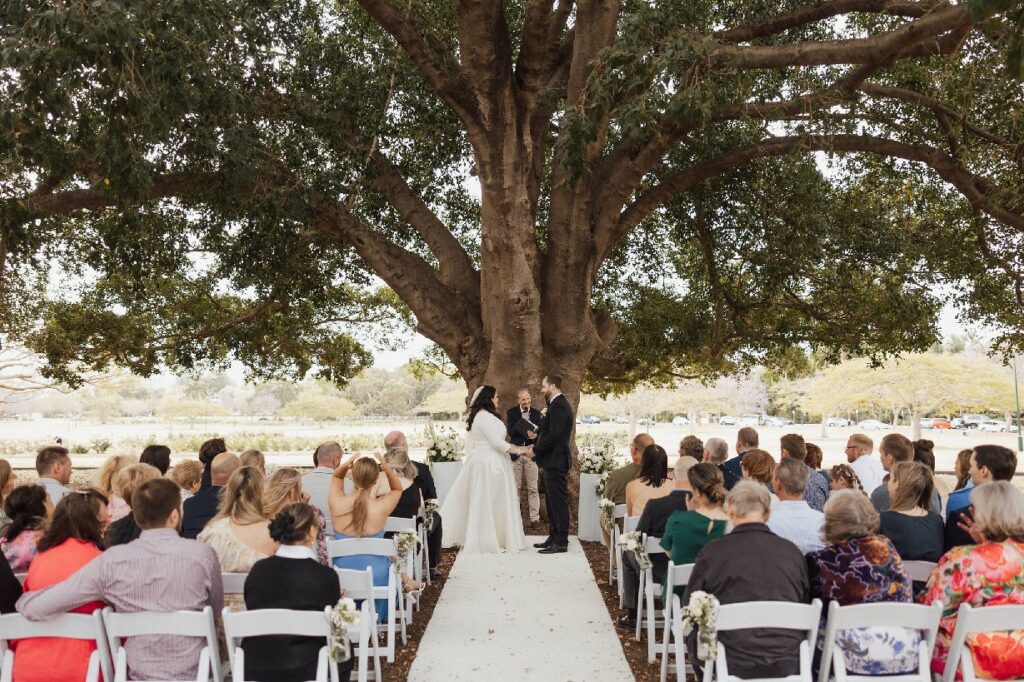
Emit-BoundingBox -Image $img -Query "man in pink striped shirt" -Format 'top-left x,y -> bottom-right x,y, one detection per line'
17,479 -> 224,680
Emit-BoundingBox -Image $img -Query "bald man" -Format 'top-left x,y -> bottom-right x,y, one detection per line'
182,451 -> 240,539
604,433 -> 655,505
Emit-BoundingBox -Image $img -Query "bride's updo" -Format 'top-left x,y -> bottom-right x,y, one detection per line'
467,385 -> 498,430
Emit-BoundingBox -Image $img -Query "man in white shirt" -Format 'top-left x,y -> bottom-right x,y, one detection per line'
35,445 -> 72,503
767,458 -> 825,554
846,433 -> 885,494
302,442 -> 343,535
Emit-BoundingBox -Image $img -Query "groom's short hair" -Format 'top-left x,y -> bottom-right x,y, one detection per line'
545,375 -> 563,389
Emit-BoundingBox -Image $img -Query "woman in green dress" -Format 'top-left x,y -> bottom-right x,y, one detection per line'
660,462 -> 730,601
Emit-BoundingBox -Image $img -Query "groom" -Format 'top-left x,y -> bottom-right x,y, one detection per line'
524,374 -> 573,554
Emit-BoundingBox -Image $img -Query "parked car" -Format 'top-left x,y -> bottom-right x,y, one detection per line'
826,417 -> 851,427
978,419 -> 1009,432
737,415 -> 761,427
613,416 -> 628,424
578,415 -> 602,424
921,417 -> 952,429
952,414 -> 988,429
719,415 -> 737,426
638,417 -> 655,426
762,416 -> 792,427
857,419 -> 890,430
671,416 -> 690,426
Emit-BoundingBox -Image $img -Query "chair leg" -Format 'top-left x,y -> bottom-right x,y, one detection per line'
635,571 -> 645,641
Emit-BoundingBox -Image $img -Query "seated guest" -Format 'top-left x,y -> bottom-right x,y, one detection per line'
0,552 -> 20,613
808,490 -> 918,676
182,451 -> 240,539
922,481 -> 1024,679
105,464 -> 161,546
95,454 -> 137,522
169,459 -> 204,501
198,466 -> 276,578
242,503 -> 353,682
845,433 -> 885,494
806,443 -> 824,472
616,455 -> 698,628
768,458 -> 825,554
35,445 -> 72,504
679,435 -> 704,471
943,448 -> 975,518
197,437 -> 228,491
828,464 -> 864,492
721,427 -> 759,490
871,434 -> 941,514
625,444 -> 673,517
303,441 -> 344,533
914,439 -> 948,510
240,449 -> 266,476
16,489 -> 109,682
944,444 -> 1017,551
780,434 -> 829,511
382,446 -> 442,575
1,485 -> 50,572
684,481 -> 810,678
659,463 -> 728,600
0,458 -> 16,531
604,433 -> 654,505
740,449 -> 779,507
701,437 -> 729,468
879,462 -> 943,562
17,479 -> 224,681
139,444 -> 172,475
264,467 -> 328,565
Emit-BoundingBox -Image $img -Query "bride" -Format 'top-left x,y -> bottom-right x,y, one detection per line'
439,385 -> 528,553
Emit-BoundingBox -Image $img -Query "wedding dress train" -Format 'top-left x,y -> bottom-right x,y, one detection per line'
439,410 -> 528,554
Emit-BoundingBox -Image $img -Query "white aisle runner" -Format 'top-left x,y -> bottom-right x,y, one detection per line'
408,536 -> 633,681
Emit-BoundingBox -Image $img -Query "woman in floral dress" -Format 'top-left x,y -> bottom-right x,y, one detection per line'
921,481 -> 1024,680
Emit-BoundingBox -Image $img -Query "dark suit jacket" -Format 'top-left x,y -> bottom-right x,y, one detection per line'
414,461 -> 438,501
532,394 -> 573,471
507,406 -> 543,461
0,551 -> 21,613
105,512 -> 142,546
638,489 -> 691,538
182,485 -> 222,540
721,451 -> 747,490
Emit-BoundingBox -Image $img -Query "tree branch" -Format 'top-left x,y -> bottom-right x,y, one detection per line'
20,172 -> 215,218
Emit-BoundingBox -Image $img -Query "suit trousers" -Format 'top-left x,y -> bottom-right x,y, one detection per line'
427,514 -> 443,569
512,456 -> 540,522
542,467 -> 569,545
622,552 -> 667,609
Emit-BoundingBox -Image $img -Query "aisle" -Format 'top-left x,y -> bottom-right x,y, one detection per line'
408,536 -> 632,681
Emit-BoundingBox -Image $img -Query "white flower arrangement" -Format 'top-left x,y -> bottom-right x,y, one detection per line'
616,530 -> 651,569
393,528 -> 419,564
578,437 -> 618,475
424,498 -> 440,533
595,470 -> 611,496
425,421 -> 463,463
682,590 -> 720,661
328,597 -> 361,662
598,497 -> 616,534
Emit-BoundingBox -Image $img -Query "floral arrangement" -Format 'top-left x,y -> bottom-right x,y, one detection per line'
616,530 -> 651,569
393,528 -> 419,564
598,497 -> 616,534
424,498 -> 439,533
328,597 -> 361,662
425,422 -> 463,463
682,590 -> 720,661
578,437 -> 618,475
595,470 -> 611,496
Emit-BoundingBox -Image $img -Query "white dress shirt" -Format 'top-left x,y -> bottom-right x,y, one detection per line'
767,500 -> 826,554
850,455 -> 886,494
302,467 -> 338,535
37,477 -> 70,503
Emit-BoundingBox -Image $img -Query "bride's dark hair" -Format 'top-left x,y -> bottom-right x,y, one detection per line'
467,385 -> 498,430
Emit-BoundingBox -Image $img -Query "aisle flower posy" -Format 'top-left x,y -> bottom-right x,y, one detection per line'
595,470 -> 611,496
578,437 -> 618,475
598,497 -> 616,534
393,528 -> 419,564
425,421 -> 463,463
328,597 -> 361,662
682,590 -> 720,661
616,530 -> 651,569
424,498 -> 440,533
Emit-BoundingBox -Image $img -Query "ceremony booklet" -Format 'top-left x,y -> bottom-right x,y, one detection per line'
511,415 -> 538,439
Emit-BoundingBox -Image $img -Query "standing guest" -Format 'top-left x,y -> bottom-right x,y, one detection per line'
702,437 -> 729,469
0,552 -> 20,613
264,467 -> 328,565
1,485 -> 50,571
739,449 -> 779,507
879,462 -> 943,562
240,449 -> 266,476
684,481 -> 810,679
870,434 -> 941,514
0,458 -> 16,531
768,458 -> 825,554
198,466 -> 276,578
383,431 -> 442,576
944,448 -> 975,517
626,444 -> 674,517
169,459 -> 204,501
505,389 -> 543,525
659,463 -> 728,602
805,443 -> 824,471
197,437 -> 228,491
721,427 -> 759,490
845,434 -> 885,495
828,464 -> 864,492
616,455 -> 698,628
16,479 -> 224,682
944,444 -> 1017,551
95,454 -> 137,522
183,451 -> 240,539
105,464 -> 162,546
242,503 -> 353,682
604,433 -> 655,505
922,481 -> 1024,679
139,444 -> 172,475
303,441 -> 344,534
35,445 -> 72,503
807,490 -> 919,676
15,489 -> 109,682
780,434 -> 830,512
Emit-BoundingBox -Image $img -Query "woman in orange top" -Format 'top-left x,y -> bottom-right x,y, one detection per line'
16,489 -> 109,682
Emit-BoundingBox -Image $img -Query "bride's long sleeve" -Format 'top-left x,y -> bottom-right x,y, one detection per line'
477,412 -> 514,454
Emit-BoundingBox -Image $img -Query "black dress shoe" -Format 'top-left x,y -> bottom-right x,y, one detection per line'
533,538 -> 553,548
617,613 -> 637,629
538,544 -> 568,554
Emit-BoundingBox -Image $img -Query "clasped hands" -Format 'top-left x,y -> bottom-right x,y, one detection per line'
511,445 -> 536,459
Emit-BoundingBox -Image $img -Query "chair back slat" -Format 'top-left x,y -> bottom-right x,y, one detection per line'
221,573 -> 247,595
336,567 -> 376,601
0,612 -> 103,640
223,607 -> 330,639
643,536 -> 666,555
102,608 -> 214,638
384,517 -> 416,533
328,538 -> 396,558
716,600 -> 821,631
958,603 -> 1024,633
623,516 -> 641,533
827,601 -> 942,631
902,560 -> 937,584
667,562 -> 695,588
613,504 -> 627,520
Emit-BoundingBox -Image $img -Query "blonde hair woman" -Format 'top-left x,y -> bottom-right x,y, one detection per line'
168,459 -> 204,500
105,463 -> 161,546
240,449 -> 266,476
0,459 -> 16,531
198,466 -> 276,576
878,461 -> 943,562
264,467 -> 328,565
96,455 -> 137,522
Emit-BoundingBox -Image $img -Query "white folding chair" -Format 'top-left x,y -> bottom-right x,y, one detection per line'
221,573 -> 248,597
704,599 -> 822,682
0,611 -> 114,682
608,503 -> 627,585
417,504 -> 432,586
223,606 -> 342,682
660,562 -> 696,682
901,561 -> 937,584
941,603 -> 1024,682
635,535 -> 669,661
617,515 -> 641,608
336,567 -> 382,682
329,538 -> 404,663
818,601 -> 942,682
384,516 -> 422,619
101,606 -> 222,682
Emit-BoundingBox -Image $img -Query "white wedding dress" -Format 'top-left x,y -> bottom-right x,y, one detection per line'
439,410 -> 527,553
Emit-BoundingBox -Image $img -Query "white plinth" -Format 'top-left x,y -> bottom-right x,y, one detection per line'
430,461 -> 463,506
577,472 -> 603,542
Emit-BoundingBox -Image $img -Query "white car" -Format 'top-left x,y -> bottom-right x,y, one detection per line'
857,419 -> 890,430
737,415 -> 760,427
977,419 -> 1009,432
826,417 -> 851,427
719,415 -> 737,425
671,416 -> 690,426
